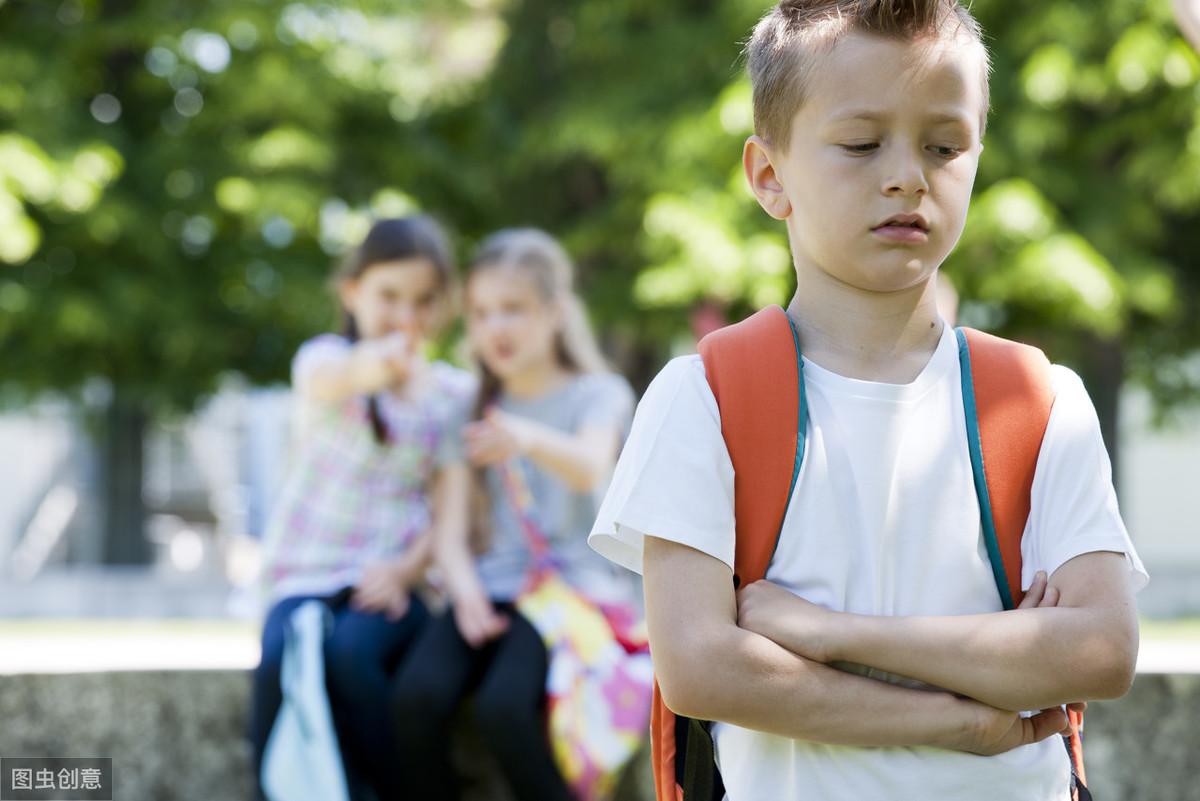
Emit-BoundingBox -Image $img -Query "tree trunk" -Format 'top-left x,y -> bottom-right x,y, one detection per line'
1078,335 -> 1124,492
100,390 -> 150,564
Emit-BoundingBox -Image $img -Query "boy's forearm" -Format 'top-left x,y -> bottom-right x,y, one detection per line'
662,623 -> 978,749
831,606 -> 1136,711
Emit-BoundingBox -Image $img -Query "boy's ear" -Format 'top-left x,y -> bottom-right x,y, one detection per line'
743,135 -> 791,221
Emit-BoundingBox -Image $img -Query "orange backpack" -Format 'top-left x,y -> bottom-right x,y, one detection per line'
650,305 -> 1090,801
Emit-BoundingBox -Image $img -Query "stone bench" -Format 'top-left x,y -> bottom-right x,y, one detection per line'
0,669 -> 1194,801
0,669 -> 653,801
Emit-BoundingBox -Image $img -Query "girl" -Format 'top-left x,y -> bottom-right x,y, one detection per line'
390,228 -> 636,800
251,216 -> 474,801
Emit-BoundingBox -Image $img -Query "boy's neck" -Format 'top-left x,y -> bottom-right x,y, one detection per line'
785,274 -> 945,385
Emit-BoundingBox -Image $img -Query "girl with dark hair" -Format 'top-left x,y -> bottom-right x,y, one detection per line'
391,228 -> 638,801
251,215 -> 474,801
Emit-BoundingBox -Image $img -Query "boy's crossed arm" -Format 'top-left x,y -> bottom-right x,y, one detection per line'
644,535 -> 1070,755
736,551 -> 1138,713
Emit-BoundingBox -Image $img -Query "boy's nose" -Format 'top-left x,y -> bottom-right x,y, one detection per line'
882,154 -> 929,196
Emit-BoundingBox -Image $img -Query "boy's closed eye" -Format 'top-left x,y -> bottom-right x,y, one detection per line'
837,142 -> 966,159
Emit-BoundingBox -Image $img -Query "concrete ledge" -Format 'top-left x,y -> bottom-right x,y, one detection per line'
0,669 -> 653,801
0,670 -> 1193,801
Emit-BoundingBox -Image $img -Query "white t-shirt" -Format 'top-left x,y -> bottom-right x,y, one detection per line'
590,322 -> 1147,801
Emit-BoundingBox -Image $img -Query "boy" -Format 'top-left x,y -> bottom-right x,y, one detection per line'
589,1 -> 1147,799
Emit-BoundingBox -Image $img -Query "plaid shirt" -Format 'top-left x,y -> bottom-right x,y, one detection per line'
261,335 -> 475,602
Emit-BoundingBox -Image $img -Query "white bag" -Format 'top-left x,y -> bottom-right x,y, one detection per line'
261,601 -> 351,801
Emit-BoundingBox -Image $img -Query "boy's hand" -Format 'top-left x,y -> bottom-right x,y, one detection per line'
1019,569 -> 1088,719
961,702 -> 1070,756
351,559 -> 413,621
1017,570 -> 1059,610
736,579 -> 841,663
959,566 -> 1077,754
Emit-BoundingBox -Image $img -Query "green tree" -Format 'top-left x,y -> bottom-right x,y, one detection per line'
3,0 -> 1198,561
0,0 -> 502,560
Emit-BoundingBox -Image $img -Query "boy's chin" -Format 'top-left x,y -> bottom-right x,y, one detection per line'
823,260 -> 938,294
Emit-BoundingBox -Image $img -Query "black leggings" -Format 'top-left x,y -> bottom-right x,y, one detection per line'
390,602 -> 572,801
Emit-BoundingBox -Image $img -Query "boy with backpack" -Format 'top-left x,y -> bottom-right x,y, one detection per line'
589,2 -> 1147,800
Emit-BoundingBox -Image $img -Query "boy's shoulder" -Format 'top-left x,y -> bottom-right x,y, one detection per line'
643,354 -> 713,412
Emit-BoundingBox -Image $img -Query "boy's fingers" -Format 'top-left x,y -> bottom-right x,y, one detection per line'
1041,586 -> 1060,608
1018,571 -> 1047,609
1026,707 -> 1069,743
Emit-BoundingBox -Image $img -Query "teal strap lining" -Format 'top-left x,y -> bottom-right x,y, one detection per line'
771,310 -> 808,564
955,327 -> 1015,611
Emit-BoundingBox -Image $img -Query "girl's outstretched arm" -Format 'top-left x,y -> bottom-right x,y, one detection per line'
644,535 -> 1070,754
296,334 -> 416,404
466,409 -> 621,493
737,551 -> 1138,712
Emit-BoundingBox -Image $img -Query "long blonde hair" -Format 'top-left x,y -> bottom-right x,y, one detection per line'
465,228 -> 609,548
467,227 -> 607,421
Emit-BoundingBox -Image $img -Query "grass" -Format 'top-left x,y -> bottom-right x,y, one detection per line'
1139,617 -> 1200,641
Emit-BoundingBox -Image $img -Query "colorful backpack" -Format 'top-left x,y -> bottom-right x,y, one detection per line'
649,305 -> 1090,801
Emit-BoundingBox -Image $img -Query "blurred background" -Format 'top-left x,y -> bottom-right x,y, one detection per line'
0,0 -> 1198,797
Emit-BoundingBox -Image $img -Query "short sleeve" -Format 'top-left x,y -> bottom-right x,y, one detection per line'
291,334 -> 351,394
574,372 -> 636,437
1021,365 -> 1149,592
588,355 -> 736,575
433,366 -> 477,468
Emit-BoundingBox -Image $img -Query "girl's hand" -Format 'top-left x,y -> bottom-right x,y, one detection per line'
452,588 -> 510,648
354,332 -> 416,391
351,559 -> 413,621
464,408 -> 536,466
736,579 -> 840,663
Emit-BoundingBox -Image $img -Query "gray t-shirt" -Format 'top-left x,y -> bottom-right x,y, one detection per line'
475,371 -> 637,604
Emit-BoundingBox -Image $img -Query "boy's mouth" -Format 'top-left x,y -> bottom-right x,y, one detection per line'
873,213 -> 929,232
872,213 -> 930,244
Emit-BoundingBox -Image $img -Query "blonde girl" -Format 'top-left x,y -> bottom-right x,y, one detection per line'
391,228 -> 635,801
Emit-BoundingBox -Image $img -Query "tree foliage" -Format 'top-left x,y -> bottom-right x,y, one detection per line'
1,0 -> 1198,416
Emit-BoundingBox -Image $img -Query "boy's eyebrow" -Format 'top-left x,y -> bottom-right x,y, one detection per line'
826,108 -> 973,126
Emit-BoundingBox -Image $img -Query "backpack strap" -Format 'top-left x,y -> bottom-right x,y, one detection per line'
957,327 -> 1088,798
650,305 -> 806,801
955,327 -> 1054,609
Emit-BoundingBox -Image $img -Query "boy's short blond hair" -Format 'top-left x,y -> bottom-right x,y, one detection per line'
745,0 -> 991,150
